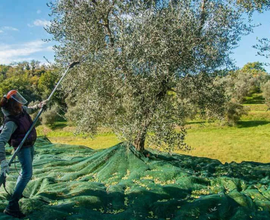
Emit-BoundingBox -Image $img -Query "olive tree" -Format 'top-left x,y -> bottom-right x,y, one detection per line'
216,62 -> 267,125
222,62 -> 267,102
47,0 -> 252,153
262,80 -> 270,109
237,0 -> 270,12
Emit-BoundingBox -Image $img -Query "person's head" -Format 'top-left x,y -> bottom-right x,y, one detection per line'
0,90 -> 27,115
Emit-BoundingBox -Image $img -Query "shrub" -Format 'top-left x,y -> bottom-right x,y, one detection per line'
226,101 -> 248,126
262,80 -> 270,109
41,104 -> 61,126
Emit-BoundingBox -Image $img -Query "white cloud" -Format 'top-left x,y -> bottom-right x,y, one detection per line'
0,26 -> 19,33
37,10 -> 42,14
46,46 -> 54,51
2,26 -> 19,31
28,19 -> 51,28
0,40 -> 54,65
33,19 -> 51,27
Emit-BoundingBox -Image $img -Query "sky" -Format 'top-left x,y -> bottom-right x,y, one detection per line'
0,0 -> 269,72
0,0 -> 54,65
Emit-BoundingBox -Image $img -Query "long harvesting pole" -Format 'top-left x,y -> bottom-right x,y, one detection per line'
9,61 -> 80,165
0,61 -> 80,187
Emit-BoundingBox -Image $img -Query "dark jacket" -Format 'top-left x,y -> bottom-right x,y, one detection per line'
0,106 -> 38,161
5,109 -> 37,148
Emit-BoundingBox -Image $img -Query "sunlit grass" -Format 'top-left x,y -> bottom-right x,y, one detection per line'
183,121 -> 270,163
181,103 -> 270,163
36,125 -> 119,150
36,102 -> 270,164
48,136 -> 119,150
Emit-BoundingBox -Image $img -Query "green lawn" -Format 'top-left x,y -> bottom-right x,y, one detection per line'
36,125 -> 119,150
36,103 -> 270,164
182,103 -> 270,163
183,121 -> 270,163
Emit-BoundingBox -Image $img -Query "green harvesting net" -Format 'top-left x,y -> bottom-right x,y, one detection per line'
0,137 -> 269,219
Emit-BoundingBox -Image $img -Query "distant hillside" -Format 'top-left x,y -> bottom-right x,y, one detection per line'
0,137 -> 269,220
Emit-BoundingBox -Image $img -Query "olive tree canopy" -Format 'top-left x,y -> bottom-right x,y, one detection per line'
237,0 -> 270,12
47,0 -> 252,152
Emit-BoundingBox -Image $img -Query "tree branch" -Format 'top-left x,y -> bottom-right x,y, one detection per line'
91,0 -> 97,5
198,0 -> 208,36
101,3 -> 115,47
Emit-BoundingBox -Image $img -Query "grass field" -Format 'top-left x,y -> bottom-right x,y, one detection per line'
36,102 -> 270,164
185,102 -> 270,163
183,121 -> 270,163
36,124 -> 119,150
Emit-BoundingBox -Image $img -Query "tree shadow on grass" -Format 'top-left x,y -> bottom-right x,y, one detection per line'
49,121 -> 68,130
237,120 -> 270,128
243,94 -> 265,104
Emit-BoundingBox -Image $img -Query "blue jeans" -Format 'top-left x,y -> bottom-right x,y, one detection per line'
7,146 -> 34,211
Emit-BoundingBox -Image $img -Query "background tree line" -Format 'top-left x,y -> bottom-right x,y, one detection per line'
0,61 -> 64,125
0,59 -> 269,149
